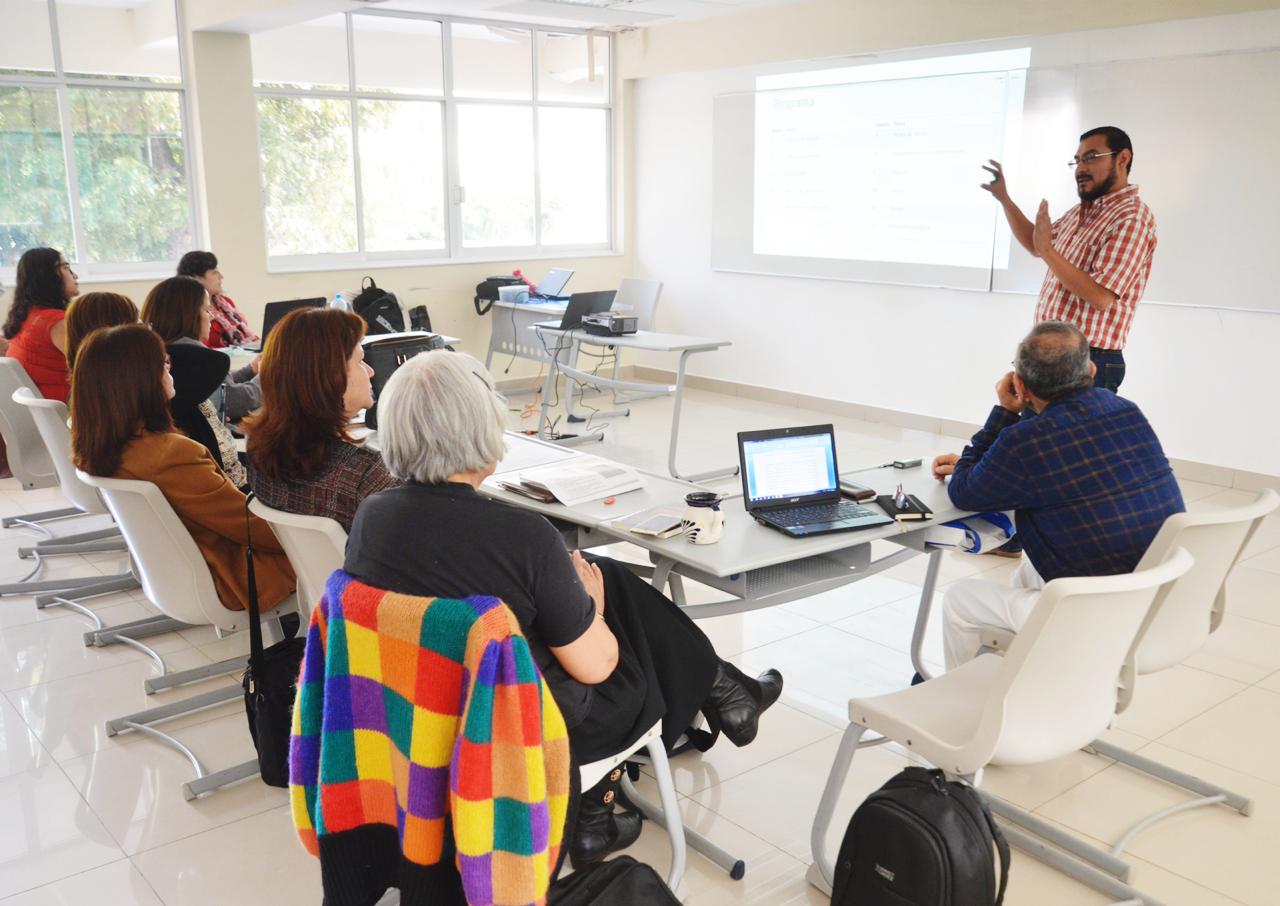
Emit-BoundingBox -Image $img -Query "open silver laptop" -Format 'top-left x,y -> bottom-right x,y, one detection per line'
738,424 -> 892,537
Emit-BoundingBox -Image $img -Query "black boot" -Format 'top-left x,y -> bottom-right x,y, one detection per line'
704,661 -> 783,747
569,767 -> 643,868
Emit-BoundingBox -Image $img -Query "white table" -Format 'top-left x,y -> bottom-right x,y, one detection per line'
483,433 -> 967,879
530,325 -> 735,483
484,300 -> 569,371
484,434 -> 965,681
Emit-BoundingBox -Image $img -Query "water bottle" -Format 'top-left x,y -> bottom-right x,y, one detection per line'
331,292 -> 352,312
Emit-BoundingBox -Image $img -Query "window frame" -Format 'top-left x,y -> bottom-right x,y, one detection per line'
0,0 -> 199,283
253,10 -> 614,271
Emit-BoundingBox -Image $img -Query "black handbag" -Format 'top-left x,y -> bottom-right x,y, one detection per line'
473,275 -> 525,316
831,767 -> 1010,906
548,856 -> 680,906
241,493 -> 306,789
362,332 -> 446,429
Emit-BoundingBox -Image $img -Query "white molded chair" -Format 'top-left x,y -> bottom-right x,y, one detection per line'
807,548 -> 1193,906
248,497 -> 346,614
975,491 -> 1280,860
79,469 -> 298,799
0,358 -> 59,492
11,388 -> 144,631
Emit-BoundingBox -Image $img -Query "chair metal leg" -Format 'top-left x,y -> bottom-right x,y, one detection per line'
2,505 -> 82,533
184,759 -> 260,800
19,526 -> 124,557
0,568 -> 125,597
986,794 -> 1133,881
1085,737 -> 1251,855
35,573 -> 138,609
997,821 -> 1163,906
808,722 -> 868,892
85,614 -> 187,647
620,760 -> 744,885
646,739 -> 689,890
144,654 -> 248,694
20,537 -> 128,558
106,684 -> 258,801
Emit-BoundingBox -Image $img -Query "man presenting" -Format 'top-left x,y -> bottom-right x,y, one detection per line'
931,322 -> 1183,669
983,127 -> 1156,392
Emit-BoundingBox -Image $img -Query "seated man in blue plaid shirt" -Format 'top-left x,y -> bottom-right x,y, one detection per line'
931,321 -> 1184,669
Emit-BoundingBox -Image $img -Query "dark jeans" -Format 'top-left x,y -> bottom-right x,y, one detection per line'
1090,347 -> 1126,393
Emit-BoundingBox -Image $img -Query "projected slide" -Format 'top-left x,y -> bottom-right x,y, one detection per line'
753,61 -> 1026,269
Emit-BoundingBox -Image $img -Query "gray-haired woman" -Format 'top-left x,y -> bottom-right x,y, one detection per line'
344,350 -> 783,871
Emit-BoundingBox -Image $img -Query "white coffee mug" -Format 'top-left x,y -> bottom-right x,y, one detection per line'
681,492 -> 725,545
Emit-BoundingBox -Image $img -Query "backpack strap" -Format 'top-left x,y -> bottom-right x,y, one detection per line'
362,275 -> 376,291
977,795 -> 1011,906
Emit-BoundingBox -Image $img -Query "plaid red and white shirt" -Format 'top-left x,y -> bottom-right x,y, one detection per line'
1035,184 -> 1157,350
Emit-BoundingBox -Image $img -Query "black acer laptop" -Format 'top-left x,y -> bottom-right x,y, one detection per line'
244,297 -> 326,352
738,424 -> 893,538
558,290 -> 616,330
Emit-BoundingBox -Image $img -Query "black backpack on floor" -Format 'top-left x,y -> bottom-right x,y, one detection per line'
831,767 -> 1010,906
549,857 -> 679,906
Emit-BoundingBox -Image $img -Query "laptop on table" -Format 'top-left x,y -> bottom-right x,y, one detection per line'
243,297 -> 326,352
738,424 -> 893,538
558,291 -> 616,330
529,267 -> 574,302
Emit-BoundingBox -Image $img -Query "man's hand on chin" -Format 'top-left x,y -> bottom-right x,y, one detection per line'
995,371 -> 1024,414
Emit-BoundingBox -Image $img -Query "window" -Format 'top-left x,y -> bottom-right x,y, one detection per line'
252,13 -> 611,266
0,0 -> 195,273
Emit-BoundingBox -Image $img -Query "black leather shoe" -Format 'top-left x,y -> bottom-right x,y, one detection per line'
569,767 -> 643,868
705,661 -> 783,747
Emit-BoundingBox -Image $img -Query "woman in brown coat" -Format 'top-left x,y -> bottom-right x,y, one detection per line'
69,323 -> 294,612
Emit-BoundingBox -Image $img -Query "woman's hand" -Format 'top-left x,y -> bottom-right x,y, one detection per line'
249,354 -> 262,375
572,550 -> 605,616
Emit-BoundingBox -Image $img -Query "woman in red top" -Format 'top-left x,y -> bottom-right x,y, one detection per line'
176,251 -> 258,350
4,247 -> 77,402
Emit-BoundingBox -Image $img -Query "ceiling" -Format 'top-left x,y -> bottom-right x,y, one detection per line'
369,0 -> 805,29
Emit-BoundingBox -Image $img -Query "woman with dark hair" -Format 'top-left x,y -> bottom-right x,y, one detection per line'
246,307 -> 397,532
141,276 -> 253,489
5,247 -> 77,401
64,292 -> 138,373
69,324 -> 294,613
177,250 -> 258,350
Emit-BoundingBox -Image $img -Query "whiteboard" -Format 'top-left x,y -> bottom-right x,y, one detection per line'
994,49 -> 1280,311
709,16 -> 1280,313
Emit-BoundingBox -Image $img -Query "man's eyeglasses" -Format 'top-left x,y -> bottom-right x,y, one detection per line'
1068,151 -> 1117,168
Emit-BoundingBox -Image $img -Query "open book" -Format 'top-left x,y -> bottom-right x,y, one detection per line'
497,456 -> 645,507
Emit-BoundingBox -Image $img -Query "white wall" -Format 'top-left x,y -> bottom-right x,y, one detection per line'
630,57 -> 1279,476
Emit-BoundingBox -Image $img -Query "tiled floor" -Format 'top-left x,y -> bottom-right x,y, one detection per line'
1,385 -> 1277,904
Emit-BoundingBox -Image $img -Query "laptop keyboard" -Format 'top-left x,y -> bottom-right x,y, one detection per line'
770,500 -> 878,527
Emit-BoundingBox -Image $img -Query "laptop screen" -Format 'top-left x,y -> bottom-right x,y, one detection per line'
741,429 -> 839,506
537,267 -> 573,297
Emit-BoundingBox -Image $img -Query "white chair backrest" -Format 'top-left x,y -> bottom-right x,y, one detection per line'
248,498 -> 346,615
614,278 -> 663,331
0,359 -> 58,490
12,389 -> 105,515
76,469 -> 245,633
978,547 -> 1193,766
1130,489 -> 1279,676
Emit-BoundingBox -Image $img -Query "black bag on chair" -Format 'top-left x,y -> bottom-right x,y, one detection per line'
241,494 -> 306,789
830,767 -> 1010,906
362,332 -> 446,430
548,857 -> 680,906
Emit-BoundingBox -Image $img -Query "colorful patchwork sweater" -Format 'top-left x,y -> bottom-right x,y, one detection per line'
290,570 -> 571,906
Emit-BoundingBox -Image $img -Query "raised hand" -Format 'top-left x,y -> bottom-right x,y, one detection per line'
980,159 -> 1010,204
1033,200 -> 1054,256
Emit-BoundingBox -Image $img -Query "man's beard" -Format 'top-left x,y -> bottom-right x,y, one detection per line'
1077,169 -> 1118,202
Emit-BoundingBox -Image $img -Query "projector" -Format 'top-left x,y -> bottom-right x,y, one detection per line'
582,312 -> 638,336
